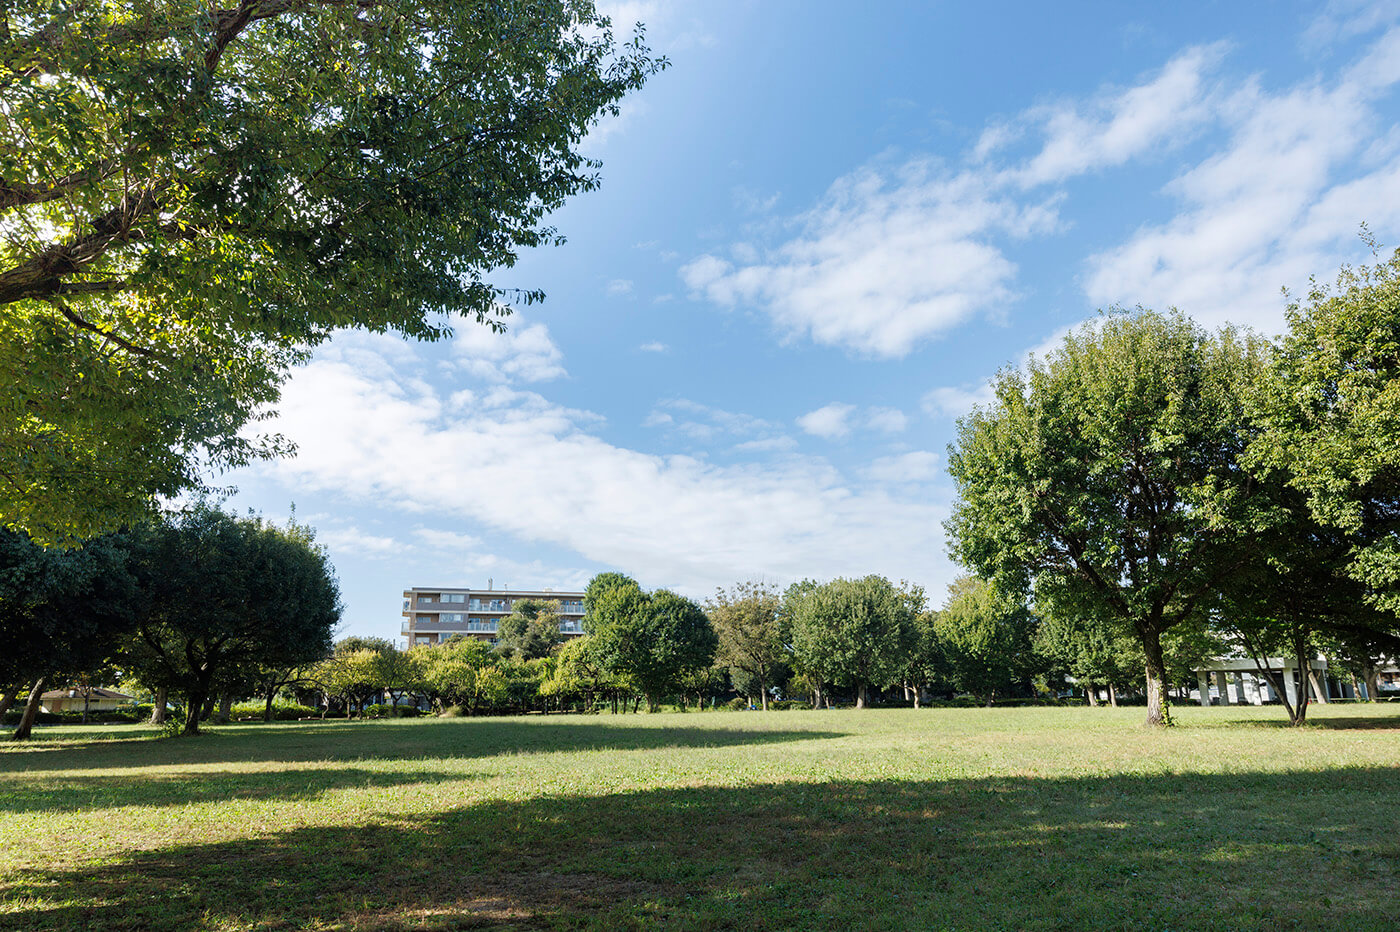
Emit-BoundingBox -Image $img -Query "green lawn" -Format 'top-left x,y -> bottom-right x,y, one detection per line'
2,705 -> 1398,931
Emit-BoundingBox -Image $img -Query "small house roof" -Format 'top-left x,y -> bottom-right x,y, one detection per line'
40,687 -> 137,701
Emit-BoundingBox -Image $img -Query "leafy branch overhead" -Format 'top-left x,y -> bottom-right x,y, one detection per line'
0,0 -> 663,540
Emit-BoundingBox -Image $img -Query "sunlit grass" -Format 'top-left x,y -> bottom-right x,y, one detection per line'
2,704 -> 1397,930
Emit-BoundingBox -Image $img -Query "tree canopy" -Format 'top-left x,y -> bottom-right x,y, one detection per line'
934,576 -> 1039,705
786,575 -> 922,709
707,581 -> 785,710
947,310 -> 1269,725
584,573 -> 716,712
124,506 -> 340,735
0,0 -> 662,540
1251,248 -> 1400,616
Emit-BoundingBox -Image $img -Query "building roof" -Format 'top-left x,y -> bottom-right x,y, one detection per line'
40,687 -> 137,701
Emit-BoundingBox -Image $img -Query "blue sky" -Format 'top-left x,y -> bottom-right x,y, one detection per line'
223,0 -> 1400,642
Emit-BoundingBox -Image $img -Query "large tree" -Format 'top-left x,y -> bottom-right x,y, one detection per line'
0,529 -> 136,739
0,1 -> 661,541
1251,248 -> 1400,616
584,573 -> 716,713
787,575 -> 921,709
933,576 -> 1039,706
707,581 -> 785,711
946,310 -> 1269,726
124,507 -> 340,735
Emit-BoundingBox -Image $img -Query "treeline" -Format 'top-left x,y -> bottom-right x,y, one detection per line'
1,505 -> 340,739
275,574 -> 1250,718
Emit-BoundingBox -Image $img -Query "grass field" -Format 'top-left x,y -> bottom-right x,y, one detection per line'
2,705 -> 1398,931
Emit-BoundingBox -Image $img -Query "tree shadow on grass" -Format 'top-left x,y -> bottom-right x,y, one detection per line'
4,767 -> 1398,931
0,718 -> 848,774
0,766 -> 469,815
1226,714 -> 1400,731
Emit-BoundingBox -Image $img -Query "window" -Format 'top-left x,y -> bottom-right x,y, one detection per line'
442,613 -> 464,623
469,598 -> 481,611
417,614 -> 435,624
441,593 -> 466,603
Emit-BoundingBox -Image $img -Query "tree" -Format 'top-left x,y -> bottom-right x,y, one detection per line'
1033,596 -> 1143,707
1251,247 -> 1400,616
946,310 -> 1268,726
370,648 -> 425,713
0,529 -> 136,739
1216,486 -> 1398,725
419,638 -> 506,715
495,599 -> 564,660
0,1 -> 662,541
707,582 -> 786,710
902,611 -> 945,707
933,577 -> 1038,705
542,636 -> 620,712
124,507 -> 340,735
312,649 -> 382,719
584,574 -> 717,712
787,576 -> 922,709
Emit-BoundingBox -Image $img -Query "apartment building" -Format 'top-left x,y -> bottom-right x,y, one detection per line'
400,586 -> 586,646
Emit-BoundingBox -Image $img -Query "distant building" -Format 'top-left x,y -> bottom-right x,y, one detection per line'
40,687 -> 136,714
400,586 -> 586,646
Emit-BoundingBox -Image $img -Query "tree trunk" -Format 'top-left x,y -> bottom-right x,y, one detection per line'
1288,636 -> 1311,727
855,683 -> 868,709
214,692 -> 233,724
646,695 -> 659,714
759,678 -> 768,711
198,692 -> 216,722
183,674 -> 213,736
11,679 -> 45,741
1309,672 -> 1329,704
1108,683 -> 1119,708
1365,669 -> 1381,702
913,688 -> 921,709
150,686 -> 167,724
0,684 -> 20,720
82,687 -> 91,724
1141,627 -> 1170,727
1086,686 -> 1099,707
264,691 -> 276,722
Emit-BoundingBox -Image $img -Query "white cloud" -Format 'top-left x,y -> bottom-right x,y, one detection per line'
318,526 -> 401,558
647,398 -> 782,445
681,163 -> 1055,357
922,384 -> 997,420
256,339 -> 949,592
452,320 -> 566,383
1083,27 -> 1400,333
639,341 -> 669,352
862,451 -> 940,484
796,403 -> 856,439
1010,44 -> 1226,187
606,278 -> 634,296
414,529 -> 483,551
1304,0 -> 1400,48
682,29 -> 1400,355
867,407 -> 909,433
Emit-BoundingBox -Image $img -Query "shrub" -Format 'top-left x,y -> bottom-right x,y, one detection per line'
229,701 -> 320,721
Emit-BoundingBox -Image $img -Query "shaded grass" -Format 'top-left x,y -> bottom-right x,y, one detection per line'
2,705 -> 1399,930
